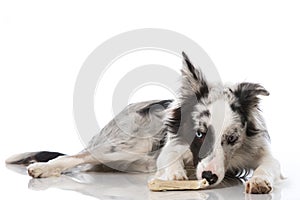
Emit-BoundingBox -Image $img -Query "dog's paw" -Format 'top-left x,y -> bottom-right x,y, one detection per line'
27,163 -> 62,178
245,176 -> 272,194
157,166 -> 188,180
167,169 -> 188,180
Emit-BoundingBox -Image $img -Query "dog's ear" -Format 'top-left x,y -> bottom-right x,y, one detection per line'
230,83 -> 269,135
233,82 -> 269,107
180,52 -> 209,101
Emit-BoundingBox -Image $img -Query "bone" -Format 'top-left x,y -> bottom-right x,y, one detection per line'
148,179 -> 209,191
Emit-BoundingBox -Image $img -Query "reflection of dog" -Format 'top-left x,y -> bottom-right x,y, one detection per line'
26,172 -> 255,200
6,52 -> 282,194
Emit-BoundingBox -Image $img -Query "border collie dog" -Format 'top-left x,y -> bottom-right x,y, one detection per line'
6,52 -> 282,194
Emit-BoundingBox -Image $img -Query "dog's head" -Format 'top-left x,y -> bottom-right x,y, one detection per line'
173,52 -> 269,186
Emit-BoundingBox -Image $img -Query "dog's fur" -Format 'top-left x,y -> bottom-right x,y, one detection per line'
6,52 -> 282,194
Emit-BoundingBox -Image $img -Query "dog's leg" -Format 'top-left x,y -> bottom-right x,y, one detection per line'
155,139 -> 192,180
245,155 -> 282,194
27,151 -> 98,178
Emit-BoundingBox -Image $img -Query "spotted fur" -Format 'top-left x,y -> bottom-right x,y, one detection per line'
6,52 -> 282,194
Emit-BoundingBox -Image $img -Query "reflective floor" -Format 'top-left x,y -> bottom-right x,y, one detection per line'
4,164 -> 295,200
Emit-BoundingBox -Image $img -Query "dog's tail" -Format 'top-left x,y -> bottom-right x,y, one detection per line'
5,151 -> 65,166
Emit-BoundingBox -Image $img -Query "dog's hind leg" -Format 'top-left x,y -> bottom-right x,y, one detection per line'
27,151 -> 98,178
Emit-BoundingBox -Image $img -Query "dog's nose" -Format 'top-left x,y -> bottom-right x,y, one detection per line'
202,171 -> 218,185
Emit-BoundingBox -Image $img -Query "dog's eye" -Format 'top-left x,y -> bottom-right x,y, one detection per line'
196,130 -> 205,138
227,135 -> 238,145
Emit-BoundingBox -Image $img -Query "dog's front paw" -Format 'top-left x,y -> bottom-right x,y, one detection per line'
27,163 -> 62,178
246,176 -> 272,194
156,165 -> 188,180
167,167 -> 188,180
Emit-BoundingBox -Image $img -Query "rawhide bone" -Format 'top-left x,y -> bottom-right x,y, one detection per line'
148,179 -> 209,191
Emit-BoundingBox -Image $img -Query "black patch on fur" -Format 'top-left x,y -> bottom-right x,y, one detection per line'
166,107 -> 182,135
137,100 -> 173,116
182,52 -> 209,100
166,95 -> 198,136
198,125 -> 215,160
150,127 -> 168,153
199,84 -> 209,99
194,92 -> 201,101
190,135 -> 205,166
182,52 -> 198,81
231,83 -> 269,137
199,110 -> 210,118
166,95 -> 207,164
34,151 -> 65,162
194,82 -> 209,101
246,121 -> 261,137
226,135 -> 239,145
8,151 -> 65,165
158,129 -> 168,149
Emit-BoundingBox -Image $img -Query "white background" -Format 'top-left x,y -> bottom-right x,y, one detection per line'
1,1 -> 300,199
